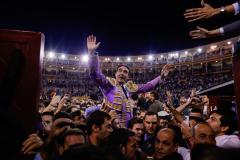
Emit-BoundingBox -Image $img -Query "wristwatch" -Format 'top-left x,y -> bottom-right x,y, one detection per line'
220,6 -> 226,14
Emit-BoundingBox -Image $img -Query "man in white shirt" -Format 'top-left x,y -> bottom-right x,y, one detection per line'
207,110 -> 240,148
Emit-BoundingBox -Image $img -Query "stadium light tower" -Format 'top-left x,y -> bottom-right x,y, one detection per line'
61,54 -> 66,59
47,51 -> 55,59
197,48 -> 202,53
211,45 -> 217,50
148,55 -> 153,61
82,54 -> 89,62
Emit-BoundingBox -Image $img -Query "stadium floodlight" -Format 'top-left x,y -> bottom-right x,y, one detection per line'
116,57 -> 120,61
227,41 -> 231,45
47,51 -> 55,59
197,48 -> 202,53
137,57 -> 142,61
211,45 -> 217,50
82,54 -> 89,62
184,51 -> 188,55
127,57 -> 131,61
148,55 -> 153,61
61,54 -> 66,59
160,55 -> 163,58
74,56 -> 77,59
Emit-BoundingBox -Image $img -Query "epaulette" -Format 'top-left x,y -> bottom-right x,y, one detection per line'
106,77 -> 117,86
125,81 -> 138,93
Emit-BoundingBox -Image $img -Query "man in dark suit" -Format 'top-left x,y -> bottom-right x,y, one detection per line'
184,0 -> 240,39
189,21 -> 240,39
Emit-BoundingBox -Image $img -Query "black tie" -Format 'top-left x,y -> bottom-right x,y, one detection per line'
121,85 -> 128,99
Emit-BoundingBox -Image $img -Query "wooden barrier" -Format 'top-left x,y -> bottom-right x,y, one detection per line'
0,29 -> 44,159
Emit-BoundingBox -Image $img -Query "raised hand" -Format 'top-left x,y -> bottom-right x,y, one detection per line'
166,90 -> 173,107
190,88 -> 197,98
161,64 -> 174,78
21,134 -> 44,155
54,94 -> 69,114
184,0 -> 219,22
49,94 -> 61,107
87,35 -> 101,55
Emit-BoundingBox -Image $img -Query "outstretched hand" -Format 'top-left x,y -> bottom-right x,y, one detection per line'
161,64 -> 174,78
184,0 -> 219,22
189,26 -> 211,39
87,35 -> 101,55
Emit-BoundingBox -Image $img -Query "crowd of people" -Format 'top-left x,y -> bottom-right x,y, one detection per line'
25,84 -> 240,160
21,34 -> 240,160
41,67 -> 233,102
20,0 -> 240,159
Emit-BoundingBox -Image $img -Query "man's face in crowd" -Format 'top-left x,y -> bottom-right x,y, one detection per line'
149,93 -> 155,101
206,113 -> 223,135
201,95 -> 209,104
97,118 -> 113,140
112,118 -> 121,129
115,66 -> 129,84
154,129 -> 178,159
145,92 -> 151,100
41,115 -> 53,134
59,134 -> 85,155
192,123 -> 216,146
64,134 -> 85,150
144,115 -> 158,135
131,123 -> 144,141
139,111 -> 146,120
159,117 -> 169,128
180,97 -> 187,105
73,115 -> 86,126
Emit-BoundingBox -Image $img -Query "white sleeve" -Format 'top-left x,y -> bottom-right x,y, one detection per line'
220,27 -> 225,35
232,2 -> 240,15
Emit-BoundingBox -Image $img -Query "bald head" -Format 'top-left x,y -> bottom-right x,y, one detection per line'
192,123 -> 216,147
154,128 -> 178,159
157,128 -> 177,144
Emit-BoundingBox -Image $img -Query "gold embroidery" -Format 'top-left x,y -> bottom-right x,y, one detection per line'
125,81 -> 138,92
106,77 -> 117,86
104,99 -> 122,111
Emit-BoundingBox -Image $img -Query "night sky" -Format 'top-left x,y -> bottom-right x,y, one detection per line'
0,0 -> 239,56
